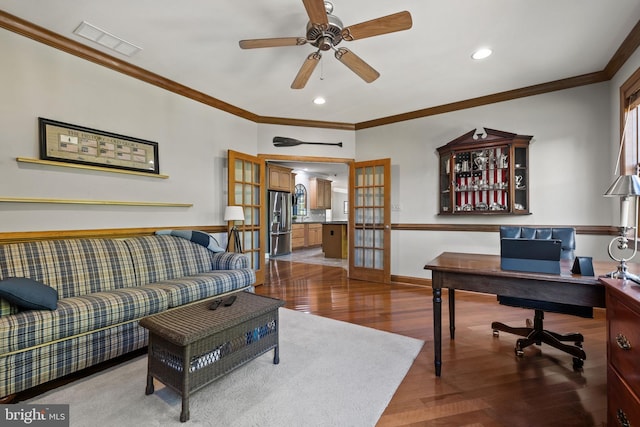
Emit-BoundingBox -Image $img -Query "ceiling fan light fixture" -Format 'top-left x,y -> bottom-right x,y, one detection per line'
471,47 -> 493,60
313,96 -> 326,105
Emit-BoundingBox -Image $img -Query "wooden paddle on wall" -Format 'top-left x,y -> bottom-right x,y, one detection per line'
273,136 -> 342,147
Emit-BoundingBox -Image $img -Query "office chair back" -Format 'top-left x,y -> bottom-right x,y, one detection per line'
498,226 -> 592,318
500,226 -> 575,260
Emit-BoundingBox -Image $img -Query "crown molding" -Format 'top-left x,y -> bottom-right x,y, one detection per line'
2,11 -> 639,131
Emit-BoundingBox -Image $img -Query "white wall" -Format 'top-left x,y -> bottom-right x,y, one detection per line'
0,29 -> 257,232
256,123 -> 355,159
356,82 -> 615,277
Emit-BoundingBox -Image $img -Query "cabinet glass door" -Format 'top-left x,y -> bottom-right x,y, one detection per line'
513,146 -> 528,212
439,154 -> 451,213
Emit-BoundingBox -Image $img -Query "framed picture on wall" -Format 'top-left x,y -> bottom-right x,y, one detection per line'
39,117 -> 160,174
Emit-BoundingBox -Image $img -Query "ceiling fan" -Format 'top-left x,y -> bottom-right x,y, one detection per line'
239,0 -> 412,89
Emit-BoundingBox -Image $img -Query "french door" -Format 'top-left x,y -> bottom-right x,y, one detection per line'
228,150 -> 266,285
349,158 -> 391,283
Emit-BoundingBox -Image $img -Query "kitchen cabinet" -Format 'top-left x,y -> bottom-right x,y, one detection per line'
292,224 -> 305,250
291,223 -> 323,250
437,128 -> 531,215
309,178 -> 332,209
602,278 -> 640,426
268,164 -> 293,192
322,223 -> 347,258
307,223 -> 322,246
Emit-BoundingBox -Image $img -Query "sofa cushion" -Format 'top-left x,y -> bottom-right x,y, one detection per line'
143,269 -> 256,307
124,235 -> 220,286
0,239 -> 137,298
0,277 -> 58,310
0,287 -> 169,354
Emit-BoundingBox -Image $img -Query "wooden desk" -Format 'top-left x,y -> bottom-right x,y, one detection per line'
424,252 -> 611,377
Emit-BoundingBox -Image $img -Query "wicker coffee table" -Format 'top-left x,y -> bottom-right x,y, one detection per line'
139,292 -> 285,422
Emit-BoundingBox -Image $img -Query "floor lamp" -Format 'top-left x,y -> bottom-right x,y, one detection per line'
604,174 -> 640,283
224,206 -> 245,253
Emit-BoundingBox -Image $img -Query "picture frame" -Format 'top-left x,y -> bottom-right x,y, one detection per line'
39,118 -> 160,174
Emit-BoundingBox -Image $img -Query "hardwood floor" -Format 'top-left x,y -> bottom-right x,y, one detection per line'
256,259 -> 607,427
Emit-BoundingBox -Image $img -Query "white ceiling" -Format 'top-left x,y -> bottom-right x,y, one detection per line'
2,0 -> 640,125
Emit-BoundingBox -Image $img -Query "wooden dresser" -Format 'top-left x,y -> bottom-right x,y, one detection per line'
602,277 -> 640,426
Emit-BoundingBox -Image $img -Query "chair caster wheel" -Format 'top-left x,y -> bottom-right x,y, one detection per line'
573,358 -> 584,369
492,330 -> 499,337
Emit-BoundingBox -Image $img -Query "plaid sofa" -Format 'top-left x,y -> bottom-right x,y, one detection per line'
0,234 -> 255,398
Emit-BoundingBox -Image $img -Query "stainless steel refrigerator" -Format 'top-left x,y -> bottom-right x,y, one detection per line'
269,190 -> 292,257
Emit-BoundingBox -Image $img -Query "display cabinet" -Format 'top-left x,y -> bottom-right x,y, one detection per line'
437,128 -> 532,215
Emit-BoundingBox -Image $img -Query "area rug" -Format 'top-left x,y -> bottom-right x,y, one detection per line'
27,308 -> 424,426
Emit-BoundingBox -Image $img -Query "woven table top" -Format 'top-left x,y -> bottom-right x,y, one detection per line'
139,292 -> 284,346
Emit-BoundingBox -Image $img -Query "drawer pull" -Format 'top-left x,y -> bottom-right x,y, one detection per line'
617,408 -> 631,427
616,333 -> 632,350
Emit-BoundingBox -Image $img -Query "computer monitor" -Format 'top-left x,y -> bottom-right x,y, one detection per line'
500,238 -> 562,274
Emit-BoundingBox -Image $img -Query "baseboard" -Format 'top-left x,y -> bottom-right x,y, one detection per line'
391,274 -> 431,287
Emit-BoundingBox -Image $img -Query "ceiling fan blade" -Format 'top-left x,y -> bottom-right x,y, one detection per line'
291,51 -> 321,89
239,37 -> 307,49
341,11 -> 412,41
302,0 -> 329,27
334,48 -> 380,83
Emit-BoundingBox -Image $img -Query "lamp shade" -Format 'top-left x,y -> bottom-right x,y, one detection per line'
604,175 -> 640,197
224,206 -> 245,221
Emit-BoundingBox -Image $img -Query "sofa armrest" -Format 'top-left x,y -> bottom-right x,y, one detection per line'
211,252 -> 250,270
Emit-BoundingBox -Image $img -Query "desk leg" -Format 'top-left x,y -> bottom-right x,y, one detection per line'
432,284 -> 442,377
449,288 -> 455,340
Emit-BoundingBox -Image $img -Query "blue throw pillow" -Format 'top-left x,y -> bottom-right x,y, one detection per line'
0,277 -> 58,310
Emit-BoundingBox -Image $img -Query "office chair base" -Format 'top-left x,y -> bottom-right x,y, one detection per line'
491,310 -> 586,367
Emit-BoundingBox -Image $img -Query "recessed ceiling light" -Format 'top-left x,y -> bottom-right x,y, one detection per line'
313,97 -> 326,105
73,21 -> 142,57
471,48 -> 492,60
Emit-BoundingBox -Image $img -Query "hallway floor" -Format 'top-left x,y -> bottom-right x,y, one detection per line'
268,247 -> 348,269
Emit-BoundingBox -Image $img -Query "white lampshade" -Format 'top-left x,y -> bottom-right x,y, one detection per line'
224,206 -> 245,221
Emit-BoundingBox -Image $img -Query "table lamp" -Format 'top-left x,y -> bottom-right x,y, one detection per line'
224,206 -> 245,253
604,174 -> 640,283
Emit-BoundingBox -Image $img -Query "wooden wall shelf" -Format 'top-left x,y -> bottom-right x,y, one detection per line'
0,197 -> 192,207
16,157 -> 169,179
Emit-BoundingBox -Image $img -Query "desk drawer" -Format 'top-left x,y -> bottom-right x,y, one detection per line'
608,366 -> 640,427
607,292 -> 640,398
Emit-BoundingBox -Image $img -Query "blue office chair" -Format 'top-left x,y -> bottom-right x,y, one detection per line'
492,226 -> 591,368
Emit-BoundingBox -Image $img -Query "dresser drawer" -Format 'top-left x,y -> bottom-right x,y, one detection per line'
608,366 -> 640,427
608,292 -> 640,397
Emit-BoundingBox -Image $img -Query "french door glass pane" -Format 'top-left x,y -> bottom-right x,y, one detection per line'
234,160 -> 243,182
